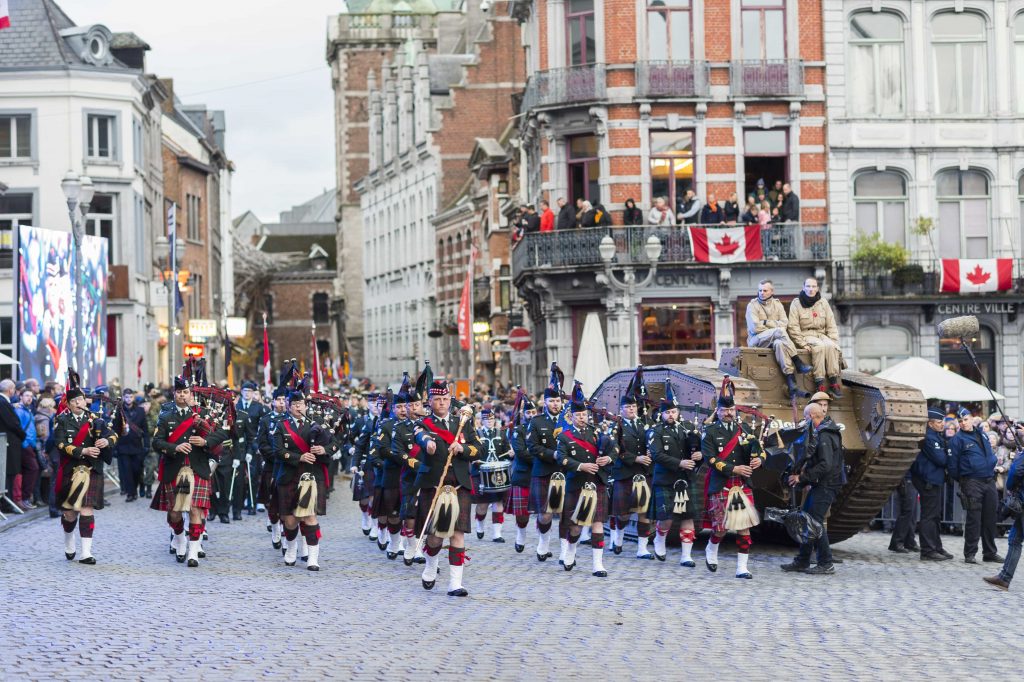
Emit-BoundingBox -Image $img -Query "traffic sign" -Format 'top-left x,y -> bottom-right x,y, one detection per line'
510,350 -> 531,366
508,327 -> 532,351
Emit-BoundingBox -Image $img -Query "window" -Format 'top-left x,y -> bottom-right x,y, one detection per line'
263,294 -> 274,324
132,117 -> 144,169
650,131 -> 694,214
85,194 -> 115,265
849,12 -> 904,116
134,193 -> 146,274
931,12 -> 987,115
640,301 -> 714,363
106,315 -> 119,358
0,193 -> 33,253
0,317 -> 12,379
1016,15 -> 1024,112
498,264 -> 511,312
186,194 -> 201,241
936,169 -> 989,258
854,171 -> 907,247
854,325 -> 911,374
647,0 -> 691,61
312,292 -> 330,324
741,0 -> 785,61
567,135 -> 600,204
188,273 -> 202,319
86,113 -> 116,159
567,0 -> 596,66
0,114 -> 31,158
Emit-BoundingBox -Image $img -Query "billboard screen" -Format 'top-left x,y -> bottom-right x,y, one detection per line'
18,225 -> 107,386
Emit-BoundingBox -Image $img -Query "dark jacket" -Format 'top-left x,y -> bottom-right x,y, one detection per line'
152,407 -> 229,482
581,206 -> 612,228
702,420 -> 765,493
390,419 -> 421,490
611,418 -> 650,482
740,208 -> 758,224
236,398 -> 267,454
372,416 -> 399,488
53,410 -> 116,475
0,395 -> 26,475
700,203 -> 725,224
623,202 -> 644,226
723,200 -> 740,223
651,420 -> 698,487
556,204 -> 575,230
780,191 -> 800,222
949,428 -> 997,480
509,423 -> 533,487
115,403 -> 149,455
272,414 -> 337,485
413,411 -> 482,490
524,213 -> 541,233
910,428 -> 949,486
559,424 -> 614,491
799,419 -> 844,488
527,411 -> 562,477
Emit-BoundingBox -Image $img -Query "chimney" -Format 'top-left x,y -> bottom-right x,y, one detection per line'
158,78 -> 174,113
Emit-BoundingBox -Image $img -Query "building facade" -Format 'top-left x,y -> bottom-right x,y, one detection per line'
825,0 -> 1024,415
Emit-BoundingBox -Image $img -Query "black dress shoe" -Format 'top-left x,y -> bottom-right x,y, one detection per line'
232,512 -> 242,521
176,554 -> 186,564
422,578 -> 435,590
781,561 -> 809,572
476,531 -> 484,539
921,551 -> 950,561
447,588 -> 468,597
612,544 -> 622,555
218,514 -> 230,524
905,544 -> 920,552
65,552 -> 76,560
187,559 -> 199,568
654,552 -> 666,562
492,537 -> 506,543
300,555 -> 308,563
593,570 -> 607,577
387,551 -> 398,560
735,572 -> 753,579
285,560 -> 296,567
403,556 -> 414,566
267,524 -> 273,532
272,540 -> 282,550
413,557 -> 426,564
805,564 -> 835,575
537,553 -> 549,562
680,559 -> 695,567
888,544 -> 909,554
515,543 -> 524,553
79,556 -> 97,565
281,546 -> 287,556
964,556 -> 978,564
307,565 -> 320,572
362,528 -> 371,536
563,561 -> 575,571
197,549 -> 206,559
984,554 -> 1005,563
705,560 -> 718,573
938,548 -> 954,559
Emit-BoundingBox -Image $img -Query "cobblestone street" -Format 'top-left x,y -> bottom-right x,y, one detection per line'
1,491 -> 1021,680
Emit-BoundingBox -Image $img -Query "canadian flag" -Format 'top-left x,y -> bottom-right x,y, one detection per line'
688,225 -> 763,263
0,1 -> 10,30
940,258 -> 1013,294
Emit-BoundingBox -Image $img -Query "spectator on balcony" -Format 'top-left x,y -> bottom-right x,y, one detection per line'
580,201 -> 612,228
575,198 -> 586,228
787,277 -> 845,400
555,197 -> 575,230
623,198 -> 644,226
745,279 -> 812,399
676,189 -> 702,224
699,193 -> 725,225
648,196 -> 675,226
539,201 -> 555,233
740,196 -> 758,225
524,204 -> 541,233
780,183 -> 800,223
723,192 -> 740,224
757,200 -> 772,228
768,180 -> 784,207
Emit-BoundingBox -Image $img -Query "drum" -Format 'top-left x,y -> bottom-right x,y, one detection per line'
476,458 -> 512,495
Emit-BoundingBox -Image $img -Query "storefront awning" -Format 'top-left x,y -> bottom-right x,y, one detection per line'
0,351 -> 18,366
877,356 -> 1004,402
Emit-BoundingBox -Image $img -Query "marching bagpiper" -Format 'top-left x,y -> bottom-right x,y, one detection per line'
52,370 -> 117,564
391,363 -> 432,565
471,404 -> 513,543
526,363 -> 565,563
349,392 -> 377,538
608,366 -> 654,559
256,386 -> 289,550
701,379 -> 765,578
505,389 -> 537,553
377,381 -> 407,560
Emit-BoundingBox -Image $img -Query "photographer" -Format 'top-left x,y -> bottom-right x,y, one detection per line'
984,455 -> 1024,590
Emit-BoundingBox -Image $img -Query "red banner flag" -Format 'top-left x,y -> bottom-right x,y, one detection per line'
940,258 -> 1013,294
262,313 -> 271,397
457,245 -> 477,351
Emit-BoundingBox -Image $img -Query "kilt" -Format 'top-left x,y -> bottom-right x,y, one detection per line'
563,485 -> 607,526
81,471 -> 105,510
528,475 -> 552,514
610,478 -> 649,518
471,488 -> 508,505
414,486 -> 471,536
505,485 -> 531,516
652,481 -> 696,522
278,477 -> 328,517
702,477 -> 754,534
351,467 -> 375,501
256,468 -> 277,506
399,488 -> 420,521
150,475 -> 213,512
371,485 -> 401,517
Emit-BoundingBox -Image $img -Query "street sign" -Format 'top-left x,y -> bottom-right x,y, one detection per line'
188,318 -> 218,340
225,317 -> 248,338
508,327 -> 531,351
510,350 -> 531,366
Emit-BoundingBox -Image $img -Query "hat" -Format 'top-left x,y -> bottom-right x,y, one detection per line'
659,381 -> 679,411
620,393 -> 637,406
65,368 -> 84,402
927,407 -> 945,420
395,371 -> 411,404
287,390 -> 305,403
810,391 -> 832,403
481,403 -> 493,416
523,398 -> 537,411
173,376 -> 189,392
428,379 -> 450,397
716,376 -> 735,409
622,365 -> 647,409
241,380 -> 257,390
570,400 -> 589,413
957,407 -> 972,419
543,362 -> 564,399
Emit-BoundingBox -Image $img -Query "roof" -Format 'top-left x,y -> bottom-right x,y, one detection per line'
279,189 -> 337,224
110,31 -> 149,50
428,54 -> 472,94
876,357 -> 1004,402
260,234 -> 337,272
344,0 -> 458,14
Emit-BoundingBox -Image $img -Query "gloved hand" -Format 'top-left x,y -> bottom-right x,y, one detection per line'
332,451 -> 342,461
232,459 -> 240,469
348,446 -> 355,456
208,458 -> 217,472
245,453 -> 252,464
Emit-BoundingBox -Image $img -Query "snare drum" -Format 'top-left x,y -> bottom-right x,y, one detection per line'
476,458 -> 513,495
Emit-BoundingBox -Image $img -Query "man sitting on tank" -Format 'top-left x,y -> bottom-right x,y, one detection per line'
745,279 -> 812,399
787,277 -> 844,399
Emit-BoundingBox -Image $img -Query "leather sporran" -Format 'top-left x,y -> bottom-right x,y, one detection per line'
571,482 -> 598,526
173,466 -> 195,512
62,465 -> 91,511
432,485 -> 459,539
295,472 -> 317,518
546,472 -> 565,514
630,474 -> 651,514
672,480 -> 689,515
723,485 -> 759,531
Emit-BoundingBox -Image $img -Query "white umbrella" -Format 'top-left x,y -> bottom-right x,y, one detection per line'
877,356 -> 1004,401
572,312 -> 611,399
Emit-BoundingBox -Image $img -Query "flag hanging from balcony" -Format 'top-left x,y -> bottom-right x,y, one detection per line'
688,225 -> 763,263
940,258 -> 1012,294
0,1 -> 11,30
457,245 -> 478,352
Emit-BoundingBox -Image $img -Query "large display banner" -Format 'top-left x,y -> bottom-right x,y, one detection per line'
18,225 -> 108,386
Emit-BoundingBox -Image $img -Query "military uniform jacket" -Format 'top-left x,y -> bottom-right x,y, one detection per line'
611,418 -> 650,482
477,428 -> 513,465
153,407 -> 229,482
390,419 -> 422,488
650,421 -> 696,487
527,411 -> 562,478
559,424 -> 614,491
509,423 -> 532,487
413,411 -> 481,490
272,414 -> 338,485
373,416 -> 400,488
226,409 -> 252,462
702,420 -> 764,494
257,411 -> 285,467
54,410 -> 116,473
235,399 -> 266,454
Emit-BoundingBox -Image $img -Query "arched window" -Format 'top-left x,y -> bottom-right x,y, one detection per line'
849,12 -> 904,115
853,171 -> 907,246
1015,15 -> 1024,112
931,12 -> 987,115
936,169 -> 989,258
855,325 -> 912,374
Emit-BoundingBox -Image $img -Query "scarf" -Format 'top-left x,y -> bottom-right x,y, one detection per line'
757,294 -> 774,306
798,291 -> 821,308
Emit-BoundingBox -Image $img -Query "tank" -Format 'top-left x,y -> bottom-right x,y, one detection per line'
590,347 -> 927,543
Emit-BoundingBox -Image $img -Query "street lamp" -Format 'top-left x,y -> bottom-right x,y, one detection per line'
61,172 -> 94,377
598,234 -> 663,366
155,233 -> 186,382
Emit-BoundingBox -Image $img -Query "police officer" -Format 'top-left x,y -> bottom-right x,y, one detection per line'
911,408 -> 952,561
984,455 -> 1024,590
950,407 -> 1002,564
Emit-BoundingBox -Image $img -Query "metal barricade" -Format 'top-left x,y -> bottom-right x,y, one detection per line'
874,480 -> 1012,535
0,431 -> 18,519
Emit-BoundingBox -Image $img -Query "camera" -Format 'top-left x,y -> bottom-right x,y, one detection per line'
480,0 -> 492,12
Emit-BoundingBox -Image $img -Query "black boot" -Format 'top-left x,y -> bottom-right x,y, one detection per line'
828,377 -> 843,400
792,355 -> 812,374
784,374 -> 810,399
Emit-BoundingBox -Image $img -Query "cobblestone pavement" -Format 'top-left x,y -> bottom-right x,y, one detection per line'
2,489 -> 1021,681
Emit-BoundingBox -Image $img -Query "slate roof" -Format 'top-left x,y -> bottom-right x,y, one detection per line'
278,189 -> 336,224
0,0 -> 135,71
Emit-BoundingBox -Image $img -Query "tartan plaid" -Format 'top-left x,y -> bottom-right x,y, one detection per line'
371,486 -> 402,517
150,475 -> 213,512
652,482 -> 697,522
505,485 -> 531,516
399,489 -> 420,521
702,477 -> 754,533
414,486 -> 471,536
257,468 -> 277,506
81,471 -> 105,510
610,478 -> 642,518
351,467 -> 375,501
563,484 -> 608,526
528,475 -> 552,514
277,478 -> 328,517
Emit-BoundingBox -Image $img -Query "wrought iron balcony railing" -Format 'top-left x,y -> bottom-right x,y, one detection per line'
729,60 -> 805,97
636,60 -> 710,98
520,64 -> 607,113
512,223 -> 829,276
833,259 -> 1024,298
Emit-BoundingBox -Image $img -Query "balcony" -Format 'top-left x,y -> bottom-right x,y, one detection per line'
636,60 -> 710,99
520,64 -> 607,113
729,60 -> 804,97
512,224 -> 829,278
833,260 -> 1024,300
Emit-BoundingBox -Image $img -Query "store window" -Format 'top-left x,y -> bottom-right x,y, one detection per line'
647,0 -> 692,61
936,169 -> 989,259
931,12 -> 987,115
854,325 -> 912,374
650,131 -> 694,217
568,135 -> 600,204
849,11 -> 905,116
640,301 -> 714,363
853,171 -> 907,247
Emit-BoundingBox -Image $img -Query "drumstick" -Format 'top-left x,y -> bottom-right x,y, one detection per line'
412,408 -> 472,558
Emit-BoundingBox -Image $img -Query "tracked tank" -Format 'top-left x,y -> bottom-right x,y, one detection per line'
590,347 -> 927,543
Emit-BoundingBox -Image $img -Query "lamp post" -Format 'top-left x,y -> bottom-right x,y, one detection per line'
155,232 -> 186,383
61,171 -> 94,378
598,234 -> 663,366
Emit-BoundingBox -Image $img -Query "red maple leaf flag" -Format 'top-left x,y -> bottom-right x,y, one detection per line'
688,225 -> 764,263
0,1 -> 10,30
941,258 -> 1013,294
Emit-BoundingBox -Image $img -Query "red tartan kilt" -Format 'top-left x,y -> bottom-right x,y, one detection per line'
505,485 -> 531,516
414,486 -> 471,536
256,469 -> 277,505
149,475 -> 213,512
609,478 -> 640,518
563,484 -> 608,525
702,477 -> 754,534
277,478 -> 327,517
81,472 -> 105,509
371,486 -> 401,517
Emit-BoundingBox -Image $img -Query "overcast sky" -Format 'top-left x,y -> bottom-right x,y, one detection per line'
61,0 -> 342,223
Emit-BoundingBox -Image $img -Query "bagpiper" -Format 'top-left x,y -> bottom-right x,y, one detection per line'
701,379 -> 765,578
349,392 -> 377,538
608,366 -> 654,559
391,363 -> 432,565
471,403 -> 513,543
526,363 -> 565,562
505,389 -> 537,553
370,390 -> 401,554
53,370 -> 117,564
256,386 -> 289,550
